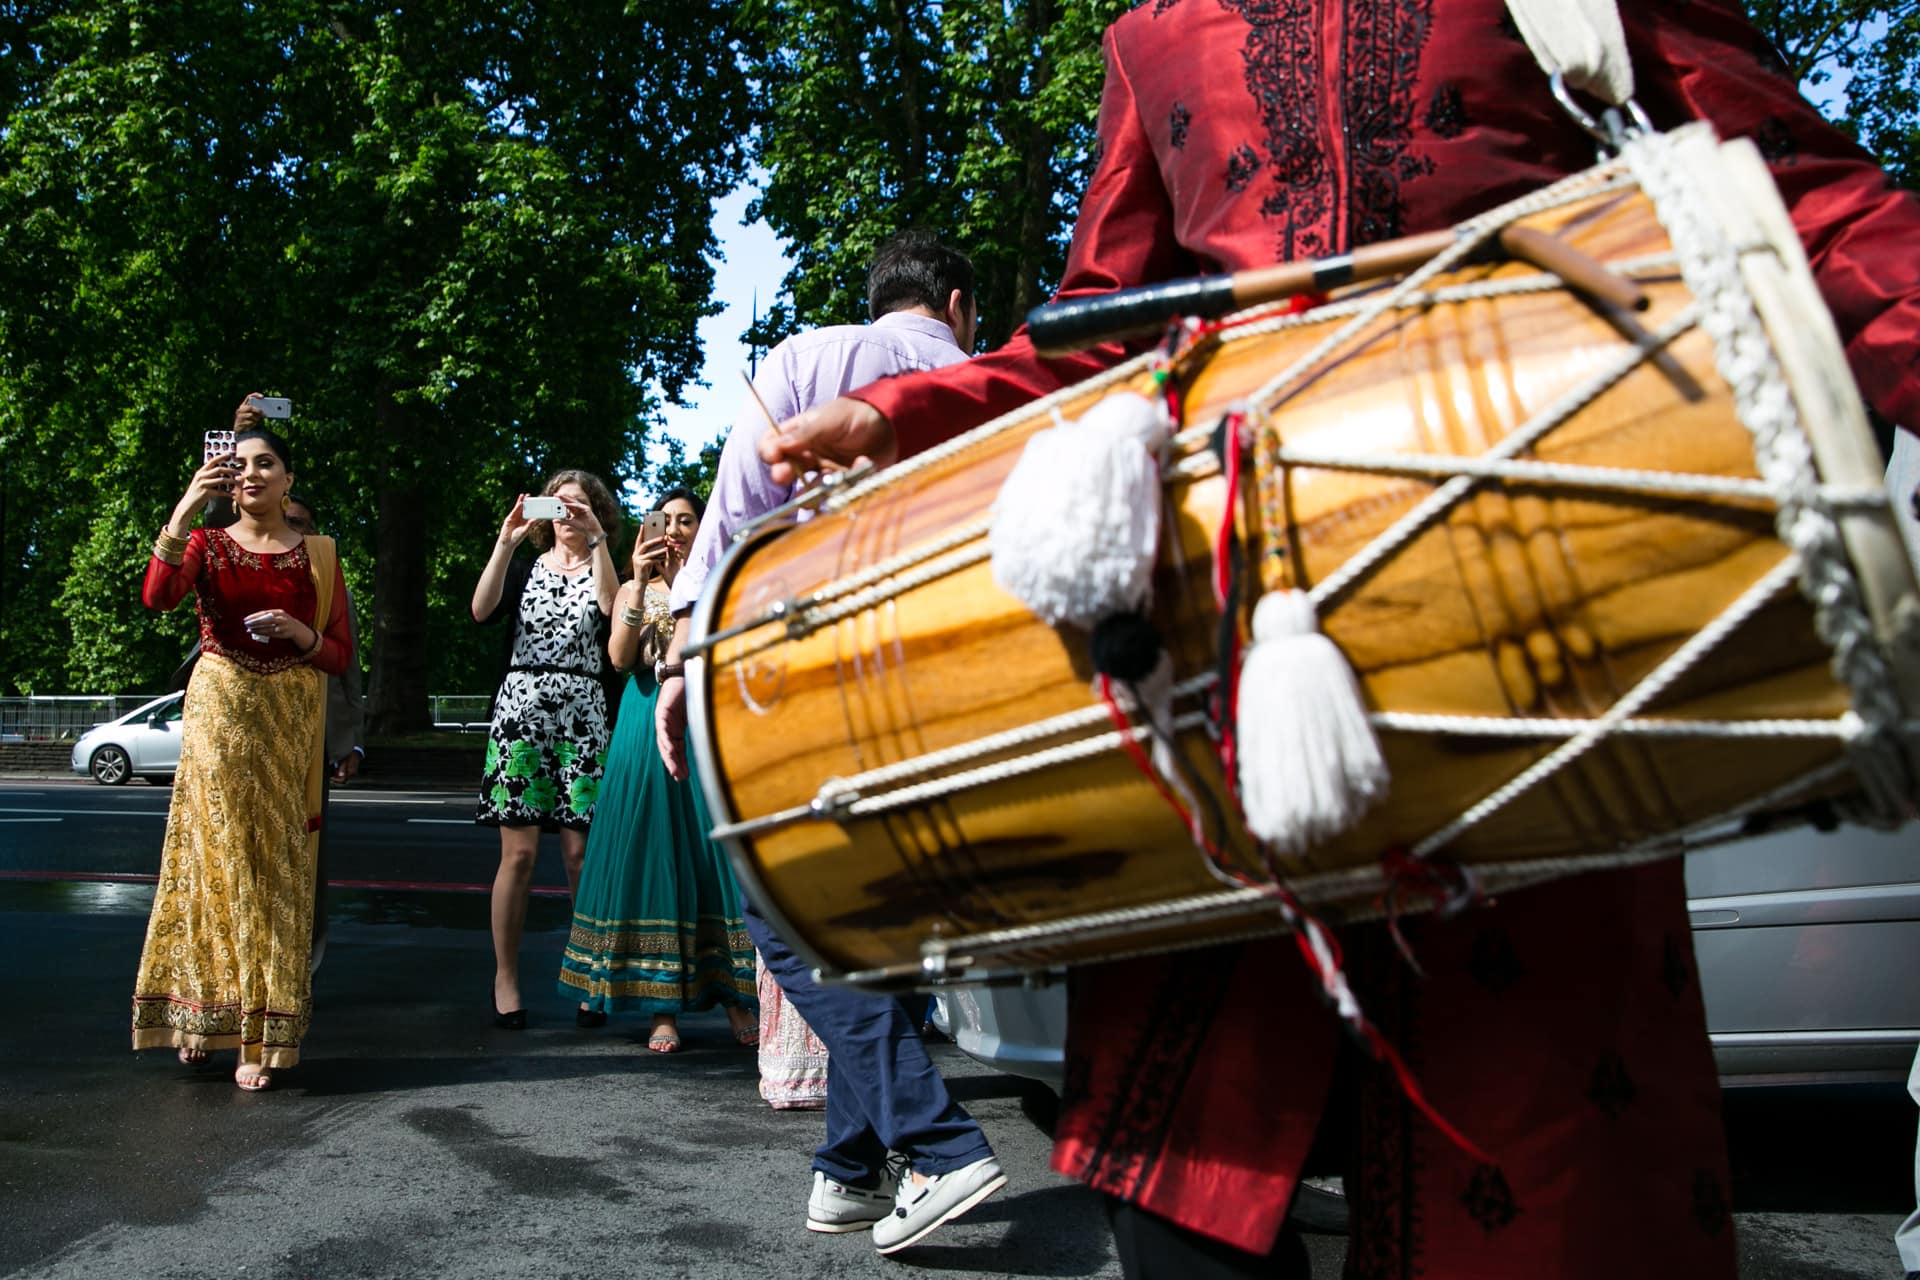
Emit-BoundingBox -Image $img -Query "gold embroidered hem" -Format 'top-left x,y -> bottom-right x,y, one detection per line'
130,652 -> 324,1069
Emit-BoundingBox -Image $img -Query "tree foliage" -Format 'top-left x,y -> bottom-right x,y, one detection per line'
0,1 -> 749,723
741,0 -> 1130,352
1747,1 -> 1919,188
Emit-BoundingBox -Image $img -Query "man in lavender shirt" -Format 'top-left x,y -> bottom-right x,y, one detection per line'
656,231 -> 1007,1256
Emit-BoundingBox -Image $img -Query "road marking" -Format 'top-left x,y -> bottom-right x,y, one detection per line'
331,797 -> 452,806
0,807 -> 166,817
0,817 -> 61,823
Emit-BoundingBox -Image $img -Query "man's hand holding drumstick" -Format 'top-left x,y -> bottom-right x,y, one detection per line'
757,395 -> 896,488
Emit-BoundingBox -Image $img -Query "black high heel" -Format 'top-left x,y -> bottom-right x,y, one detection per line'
492,988 -> 527,1031
576,1007 -> 607,1029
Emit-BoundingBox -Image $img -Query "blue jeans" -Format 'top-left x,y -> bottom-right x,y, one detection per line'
744,901 -> 993,1186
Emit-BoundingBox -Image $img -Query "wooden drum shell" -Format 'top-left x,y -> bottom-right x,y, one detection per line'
691,173 -> 1914,982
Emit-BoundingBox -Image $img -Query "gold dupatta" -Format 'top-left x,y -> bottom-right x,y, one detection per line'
304,534 -> 339,835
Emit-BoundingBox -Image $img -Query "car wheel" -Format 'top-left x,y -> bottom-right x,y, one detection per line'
90,745 -> 132,785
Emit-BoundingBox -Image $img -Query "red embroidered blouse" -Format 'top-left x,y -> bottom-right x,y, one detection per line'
143,528 -> 351,677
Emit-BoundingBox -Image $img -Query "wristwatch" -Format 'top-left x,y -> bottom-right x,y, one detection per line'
655,659 -> 685,683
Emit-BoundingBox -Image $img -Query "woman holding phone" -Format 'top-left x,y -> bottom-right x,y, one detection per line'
559,488 -> 758,1052
133,395 -> 352,1091
472,469 -> 621,1028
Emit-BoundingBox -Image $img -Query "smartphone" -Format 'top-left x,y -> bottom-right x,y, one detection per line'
203,429 -> 235,465
642,510 -> 670,539
246,395 -> 293,420
521,495 -> 567,521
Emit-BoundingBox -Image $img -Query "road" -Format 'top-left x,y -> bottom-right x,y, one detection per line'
0,778 -> 1912,1278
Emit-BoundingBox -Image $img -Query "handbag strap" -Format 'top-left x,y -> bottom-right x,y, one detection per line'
1503,0 -> 1635,106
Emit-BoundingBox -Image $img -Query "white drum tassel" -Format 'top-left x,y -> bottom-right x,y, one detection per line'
989,392 -> 1170,629
1237,590 -> 1390,850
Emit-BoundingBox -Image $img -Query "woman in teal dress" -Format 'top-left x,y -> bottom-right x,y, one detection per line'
559,488 -> 758,1052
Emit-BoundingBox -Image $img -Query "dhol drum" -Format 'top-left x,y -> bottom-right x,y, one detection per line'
687,125 -> 1920,989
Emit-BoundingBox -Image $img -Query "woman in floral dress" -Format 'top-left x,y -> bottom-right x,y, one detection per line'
471,469 -> 621,1028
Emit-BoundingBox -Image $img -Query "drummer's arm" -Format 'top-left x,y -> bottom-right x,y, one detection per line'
761,26 -> 1194,485
1631,2 -> 1920,430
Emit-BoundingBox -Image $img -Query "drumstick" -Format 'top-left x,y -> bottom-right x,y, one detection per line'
741,370 -> 784,438
1027,224 -> 1646,354
1495,225 -> 1649,314
1026,230 -> 1457,355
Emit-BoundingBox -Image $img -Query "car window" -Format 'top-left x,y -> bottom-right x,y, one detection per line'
157,701 -> 183,725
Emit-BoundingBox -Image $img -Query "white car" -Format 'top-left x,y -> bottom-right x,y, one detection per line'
70,692 -> 185,785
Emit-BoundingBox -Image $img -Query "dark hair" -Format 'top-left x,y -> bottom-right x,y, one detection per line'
652,486 -> 707,520
528,468 -> 623,550
235,427 -> 295,472
866,230 -> 974,321
284,492 -> 320,528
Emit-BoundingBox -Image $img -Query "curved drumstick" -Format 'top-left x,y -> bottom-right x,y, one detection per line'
1026,225 -> 1646,355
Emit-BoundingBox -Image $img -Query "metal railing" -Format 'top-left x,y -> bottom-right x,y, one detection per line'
0,696 -> 166,742
0,694 -> 494,740
429,696 -> 494,733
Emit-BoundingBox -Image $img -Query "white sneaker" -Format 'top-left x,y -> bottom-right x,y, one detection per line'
807,1169 -> 899,1233
871,1156 -> 1007,1255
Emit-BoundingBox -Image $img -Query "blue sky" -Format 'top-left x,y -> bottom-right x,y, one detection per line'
646,182 -> 792,488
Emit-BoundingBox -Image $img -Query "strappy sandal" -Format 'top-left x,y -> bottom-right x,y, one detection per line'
234,1064 -> 272,1092
178,1046 -> 209,1066
647,1018 -> 681,1054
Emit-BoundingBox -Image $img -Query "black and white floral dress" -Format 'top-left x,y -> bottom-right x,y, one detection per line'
476,559 -> 610,831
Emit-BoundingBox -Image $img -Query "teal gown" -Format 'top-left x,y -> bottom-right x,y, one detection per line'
559,669 -> 757,1015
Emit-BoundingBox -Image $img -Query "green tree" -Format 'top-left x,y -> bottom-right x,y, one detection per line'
741,0 -> 1129,351
0,1 -> 749,721
1747,2 -> 1919,188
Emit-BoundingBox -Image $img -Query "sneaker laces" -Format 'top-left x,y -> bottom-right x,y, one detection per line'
882,1153 -> 912,1200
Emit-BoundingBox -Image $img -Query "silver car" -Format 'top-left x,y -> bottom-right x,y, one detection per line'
69,692 -> 185,785
936,822 -> 1920,1092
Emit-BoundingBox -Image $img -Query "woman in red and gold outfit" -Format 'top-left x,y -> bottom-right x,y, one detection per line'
758,3 -> 1920,1276
134,398 -> 352,1091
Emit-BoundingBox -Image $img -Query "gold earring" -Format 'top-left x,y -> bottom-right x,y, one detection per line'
281,494 -> 290,511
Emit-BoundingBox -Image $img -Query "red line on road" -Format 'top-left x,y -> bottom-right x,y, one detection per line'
0,869 -> 568,897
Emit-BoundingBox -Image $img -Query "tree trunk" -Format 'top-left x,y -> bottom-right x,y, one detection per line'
366,393 -> 431,735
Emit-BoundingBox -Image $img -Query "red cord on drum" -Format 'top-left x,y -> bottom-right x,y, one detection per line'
1096,678 -> 1496,1170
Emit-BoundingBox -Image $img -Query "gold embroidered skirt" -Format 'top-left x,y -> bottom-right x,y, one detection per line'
131,653 -> 325,1068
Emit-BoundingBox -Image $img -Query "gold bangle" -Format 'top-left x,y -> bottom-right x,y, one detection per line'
153,529 -> 188,565
303,628 -> 325,659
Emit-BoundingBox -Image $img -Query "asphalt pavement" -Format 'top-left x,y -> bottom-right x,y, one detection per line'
0,778 -> 1913,1278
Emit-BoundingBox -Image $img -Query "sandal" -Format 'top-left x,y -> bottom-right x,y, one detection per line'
178,1046 -> 209,1066
647,1017 -> 680,1054
727,1010 -> 760,1049
234,1065 -> 272,1092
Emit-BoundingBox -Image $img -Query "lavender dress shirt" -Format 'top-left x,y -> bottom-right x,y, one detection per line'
670,310 -> 970,614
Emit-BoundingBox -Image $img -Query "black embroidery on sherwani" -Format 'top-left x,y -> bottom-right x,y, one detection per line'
1217,0 -> 1333,258
1081,953 -> 1235,1196
1755,115 -> 1798,165
1225,143 -> 1260,191
1347,942 -> 1426,1279
1425,82 -> 1467,138
1344,0 -> 1436,246
1152,0 -> 1186,15
1692,1170 -> 1730,1236
1462,1163 -> 1520,1232
1169,101 -> 1192,149
1588,1053 -> 1637,1118
1468,927 -> 1523,994
1662,931 -> 1692,999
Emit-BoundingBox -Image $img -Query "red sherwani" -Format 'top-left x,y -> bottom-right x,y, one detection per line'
852,2 -> 1920,1276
